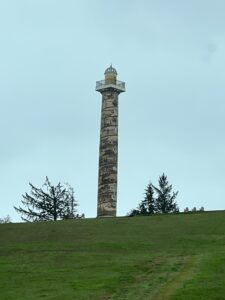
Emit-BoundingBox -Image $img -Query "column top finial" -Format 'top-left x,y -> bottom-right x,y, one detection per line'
104,64 -> 117,76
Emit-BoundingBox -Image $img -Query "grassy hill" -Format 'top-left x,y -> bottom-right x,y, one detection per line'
0,211 -> 225,300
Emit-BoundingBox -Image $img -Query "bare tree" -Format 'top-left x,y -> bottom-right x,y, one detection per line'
14,177 -> 81,222
0,215 -> 11,224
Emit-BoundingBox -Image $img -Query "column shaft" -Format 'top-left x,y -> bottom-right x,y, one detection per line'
97,90 -> 119,217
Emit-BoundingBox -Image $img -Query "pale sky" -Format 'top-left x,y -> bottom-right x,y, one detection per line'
1,0 -> 225,221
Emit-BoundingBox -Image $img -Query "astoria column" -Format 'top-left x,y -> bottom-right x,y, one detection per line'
96,66 -> 125,217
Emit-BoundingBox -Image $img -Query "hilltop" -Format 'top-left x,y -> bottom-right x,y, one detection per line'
0,211 -> 225,299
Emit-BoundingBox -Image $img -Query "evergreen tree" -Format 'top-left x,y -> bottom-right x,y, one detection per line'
153,173 -> 179,213
128,182 -> 155,216
127,173 -> 179,216
127,208 -> 141,217
14,177 -> 80,222
139,183 -> 155,215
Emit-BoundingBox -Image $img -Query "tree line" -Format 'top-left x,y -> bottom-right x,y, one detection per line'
1,173 -> 206,223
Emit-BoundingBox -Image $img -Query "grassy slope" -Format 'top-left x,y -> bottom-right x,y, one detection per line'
0,211 -> 225,300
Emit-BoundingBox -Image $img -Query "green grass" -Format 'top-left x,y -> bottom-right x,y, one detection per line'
0,211 -> 225,299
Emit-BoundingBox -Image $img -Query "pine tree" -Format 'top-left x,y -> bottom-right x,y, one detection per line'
153,173 -> 179,213
127,208 -> 141,217
139,183 -> 155,215
127,174 -> 179,216
128,182 -> 155,216
14,177 -> 80,222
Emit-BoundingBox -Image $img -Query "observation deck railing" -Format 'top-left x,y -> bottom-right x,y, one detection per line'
96,80 -> 125,92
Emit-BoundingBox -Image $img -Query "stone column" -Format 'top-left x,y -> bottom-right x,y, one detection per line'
97,91 -> 119,217
96,66 -> 125,217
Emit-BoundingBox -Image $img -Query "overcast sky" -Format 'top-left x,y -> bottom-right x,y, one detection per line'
1,0 -> 225,221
